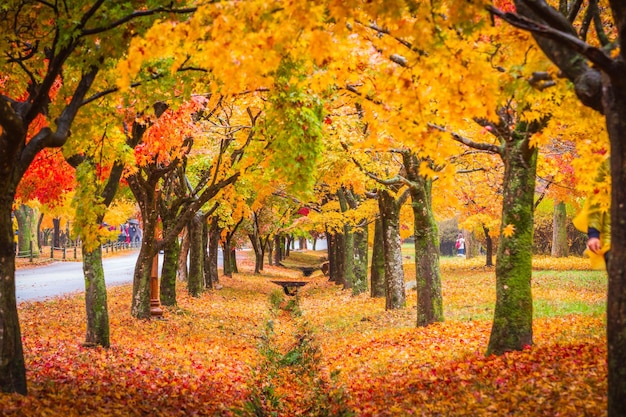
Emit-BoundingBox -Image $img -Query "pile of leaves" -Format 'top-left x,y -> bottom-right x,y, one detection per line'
1,253 -> 606,416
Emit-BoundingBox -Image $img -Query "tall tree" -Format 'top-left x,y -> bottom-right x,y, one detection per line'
0,0 -> 194,394
488,1 -> 626,413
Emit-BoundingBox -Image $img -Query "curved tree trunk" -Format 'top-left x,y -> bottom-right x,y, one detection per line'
487,133 -> 537,355
379,189 -> 406,310
82,246 -> 110,347
370,217 -> 386,298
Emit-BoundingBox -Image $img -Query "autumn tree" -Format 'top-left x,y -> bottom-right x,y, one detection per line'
0,0 -> 195,394
488,1 -> 626,413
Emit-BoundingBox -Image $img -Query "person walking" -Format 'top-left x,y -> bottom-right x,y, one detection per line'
455,233 -> 466,257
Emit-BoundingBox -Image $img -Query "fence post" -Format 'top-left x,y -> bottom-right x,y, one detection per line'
29,241 -> 33,262
50,245 -> 54,259
63,246 -> 66,260
74,246 -> 77,260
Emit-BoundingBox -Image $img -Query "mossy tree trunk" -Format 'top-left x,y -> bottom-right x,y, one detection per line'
206,216 -> 220,288
378,188 -> 407,310
82,246 -> 110,347
370,217 -> 386,298
337,188 -> 354,290
344,188 -> 369,295
487,123 -> 539,355
178,226 -> 190,283
403,152 -> 443,326
188,211 -> 205,297
160,236 -> 180,306
551,200 -> 569,257
14,204 -> 40,257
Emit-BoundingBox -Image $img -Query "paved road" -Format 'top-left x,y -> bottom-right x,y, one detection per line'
16,249 -> 224,303
16,251 -> 140,303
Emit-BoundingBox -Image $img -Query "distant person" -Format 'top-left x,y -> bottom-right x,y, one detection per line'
455,233 -> 466,257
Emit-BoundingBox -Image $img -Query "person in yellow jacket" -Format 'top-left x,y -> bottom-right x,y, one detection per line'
574,157 -> 610,269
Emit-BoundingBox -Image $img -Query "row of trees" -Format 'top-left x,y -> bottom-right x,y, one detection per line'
1,1 -> 624,415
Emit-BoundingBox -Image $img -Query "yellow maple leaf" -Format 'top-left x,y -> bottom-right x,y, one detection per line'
502,223 -> 516,238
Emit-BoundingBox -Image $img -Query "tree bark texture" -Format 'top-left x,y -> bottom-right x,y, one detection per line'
551,200 -> 569,257
160,236 -> 181,306
602,71 -> 626,417
338,188 -> 354,290
14,204 -> 40,257
409,176 -> 443,326
207,217 -> 220,288
370,217 -> 386,298
178,226 -> 190,282
487,134 -> 537,355
0,202 -> 26,394
351,223 -> 369,295
378,189 -> 406,310
483,225 -> 494,267
326,231 -> 338,283
82,246 -> 110,347
188,212 -> 205,297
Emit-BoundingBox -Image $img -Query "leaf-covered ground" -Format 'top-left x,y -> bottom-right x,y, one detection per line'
1,253 -> 606,416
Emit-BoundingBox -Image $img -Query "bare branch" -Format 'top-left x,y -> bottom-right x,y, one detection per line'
428,123 -> 503,155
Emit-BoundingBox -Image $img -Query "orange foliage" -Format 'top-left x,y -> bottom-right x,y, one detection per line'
1,254 -> 606,416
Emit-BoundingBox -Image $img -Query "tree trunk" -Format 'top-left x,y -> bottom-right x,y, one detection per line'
160,236 -> 180,306
379,189 -> 406,310
338,188 -> 354,290
483,224 -> 494,267
53,217 -> 61,248
0,202 -> 27,394
178,226 -> 190,282
222,239 -> 232,277
352,222 -> 369,295
14,204 -> 40,257
487,134 -> 537,355
603,73 -> 626,417
273,234 -> 283,265
408,173 -> 443,326
334,231 -> 347,287
82,246 -> 110,347
248,233 -> 263,274
370,217 -> 386,298
267,238 -> 274,266
206,217 -> 220,288
188,212 -> 205,297
231,248 -> 238,273
551,200 -> 569,257
326,231 -> 338,283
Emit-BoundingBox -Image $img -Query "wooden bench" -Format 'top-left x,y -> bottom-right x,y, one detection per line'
270,280 -> 308,296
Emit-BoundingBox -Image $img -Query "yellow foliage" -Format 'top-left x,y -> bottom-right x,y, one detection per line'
502,223 -> 516,238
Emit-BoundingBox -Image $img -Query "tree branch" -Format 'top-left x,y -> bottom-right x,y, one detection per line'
428,123 -> 503,155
